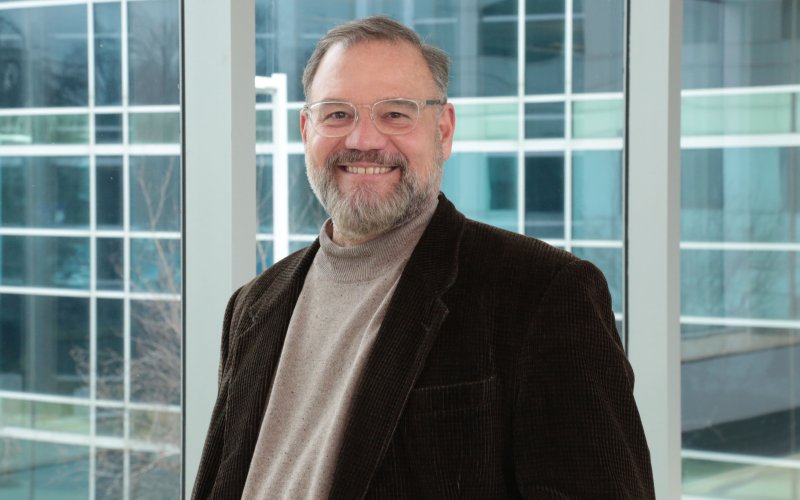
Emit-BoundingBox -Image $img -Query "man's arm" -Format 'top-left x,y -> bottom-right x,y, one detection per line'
513,260 -> 655,499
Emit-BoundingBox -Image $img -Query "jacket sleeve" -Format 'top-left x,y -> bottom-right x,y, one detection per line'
191,287 -> 243,500
513,260 -> 655,499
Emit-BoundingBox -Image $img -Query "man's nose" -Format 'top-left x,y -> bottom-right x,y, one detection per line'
344,109 -> 389,151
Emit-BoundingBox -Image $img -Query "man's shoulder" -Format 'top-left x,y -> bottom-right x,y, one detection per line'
233,242 -> 318,311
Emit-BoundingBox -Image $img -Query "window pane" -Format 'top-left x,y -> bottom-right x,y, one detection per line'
571,246 -> 622,314
681,0 -> 800,493
525,0 -> 565,95
94,2 -> 122,106
525,102 -> 565,139
95,113 -> 123,144
96,156 -> 124,228
525,153 -> 564,239
0,157 -> 90,228
130,156 -> 181,232
257,155 -> 274,233
571,150 -> 622,240
572,0 -> 624,93
441,153 -> 518,232
1,236 -> 90,289
128,0 -> 180,105
0,6 -> 88,108
453,103 -> 518,141
288,154 -> 327,234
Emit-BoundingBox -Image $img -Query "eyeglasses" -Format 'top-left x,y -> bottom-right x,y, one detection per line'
302,98 -> 446,138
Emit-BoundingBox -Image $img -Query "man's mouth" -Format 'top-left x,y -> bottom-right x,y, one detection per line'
341,165 -> 396,175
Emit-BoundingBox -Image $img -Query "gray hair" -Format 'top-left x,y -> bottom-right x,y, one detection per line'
302,15 -> 450,101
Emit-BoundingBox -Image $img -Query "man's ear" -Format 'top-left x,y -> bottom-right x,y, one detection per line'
300,109 -> 309,144
438,103 -> 456,160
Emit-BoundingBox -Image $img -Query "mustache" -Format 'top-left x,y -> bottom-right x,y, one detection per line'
324,150 -> 408,171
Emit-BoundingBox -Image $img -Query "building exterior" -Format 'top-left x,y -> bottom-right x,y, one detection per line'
0,0 -> 797,498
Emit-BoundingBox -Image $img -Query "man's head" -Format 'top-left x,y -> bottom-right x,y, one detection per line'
300,16 -> 456,246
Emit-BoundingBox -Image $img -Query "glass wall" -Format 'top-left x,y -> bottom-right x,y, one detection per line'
680,0 -> 800,497
254,0 -> 626,330
0,0 -> 182,498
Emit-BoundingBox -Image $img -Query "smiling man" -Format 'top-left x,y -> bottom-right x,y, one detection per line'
192,16 -> 655,500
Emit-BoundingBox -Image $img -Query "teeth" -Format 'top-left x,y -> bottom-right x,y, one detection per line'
344,166 -> 393,175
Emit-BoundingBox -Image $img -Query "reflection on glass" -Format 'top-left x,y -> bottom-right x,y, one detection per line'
441,153 -> 517,232
257,155 -> 274,233
130,300 -> 181,405
129,451 -> 180,499
1,236 -> 90,289
97,299 -> 124,401
128,0 -> 180,105
682,148 -> 800,243
0,114 -> 89,145
94,2 -> 122,106
525,153 -> 564,238
0,294 -> 89,396
0,440 -> 90,500
130,239 -> 181,293
525,0 -> 565,95
453,102 -> 518,141
96,156 -> 124,228
0,6 -> 88,108
129,112 -> 180,144
525,102 -> 565,138
0,157 -> 89,228
572,150 -> 622,240
130,156 -> 181,231
257,240 -> 274,274
572,99 -> 624,138
572,0 -> 624,93
682,94 -> 797,136
96,113 -> 123,144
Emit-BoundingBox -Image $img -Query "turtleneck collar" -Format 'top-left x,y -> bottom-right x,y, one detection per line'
315,195 -> 439,283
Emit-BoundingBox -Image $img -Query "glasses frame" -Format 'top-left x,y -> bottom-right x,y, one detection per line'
302,97 -> 447,138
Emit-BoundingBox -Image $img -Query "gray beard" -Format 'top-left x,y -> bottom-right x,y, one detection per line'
306,148 -> 443,242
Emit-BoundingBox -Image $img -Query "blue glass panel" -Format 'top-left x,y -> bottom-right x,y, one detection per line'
682,148 -> 800,243
129,451 -> 180,499
97,238 -> 123,291
128,0 -> 180,104
95,114 -> 123,144
97,299 -> 124,401
572,0 -> 624,93
0,294 -> 89,396
571,150 -> 622,240
130,238 -> 181,293
682,250 -> 800,321
0,157 -> 89,229
130,299 -> 181,405
96,449 -> 125,498
0,6 -> 88,107
441,153 -> 517,232
94,2 -> 122,106
256,240 -> 274,274
525,0 -> 565,95
525,153 -> 564,238
1,236 -> 89,289
0,440 -> 89,499
257,155 -> 274,233
130,156 -> 180,232
96,156 -> 124,228
525,102 -> 565,138
683,0 -> 800,89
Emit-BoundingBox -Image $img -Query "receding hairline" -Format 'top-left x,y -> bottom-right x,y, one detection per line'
302,16 -> 450,101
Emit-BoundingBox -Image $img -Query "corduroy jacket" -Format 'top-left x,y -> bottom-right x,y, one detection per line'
192,194 -> 655,499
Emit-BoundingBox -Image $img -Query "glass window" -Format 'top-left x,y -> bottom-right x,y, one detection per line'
95,113 -> 123,144
94,2 -> 122,106
525,153 -> 564,239
0,157 -> 89,229
572,0 -> 624,93
128,0 -> 180,105
257,155 -> 274,233
97,298 -> 124,400
525,0 -> 565,95
525,102 -> 565,139
441,153 -> 518,232
130,238 -> 181,293
0,6 -> 88,108
0,294 -> 89,396
96,156 -> 124,229
130,156 -> 181,232
130,299 -> 181,405
571,246 -> 622,314
1,236 -> 90,289
571,150 -> 622,240
97,238 -> 124,291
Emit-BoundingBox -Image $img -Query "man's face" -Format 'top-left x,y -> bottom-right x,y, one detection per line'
301,40 -> 455,244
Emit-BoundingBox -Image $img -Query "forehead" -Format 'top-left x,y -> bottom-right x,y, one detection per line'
308,40 -> 438,102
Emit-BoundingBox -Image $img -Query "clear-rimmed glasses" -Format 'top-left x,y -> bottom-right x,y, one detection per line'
302,97 -> 446,138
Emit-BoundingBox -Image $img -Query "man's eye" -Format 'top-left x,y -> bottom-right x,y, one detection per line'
385,111 -> 410,120
323,111 -> 352,121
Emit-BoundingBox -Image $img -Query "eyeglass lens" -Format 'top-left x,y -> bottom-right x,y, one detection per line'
309,99 -> 421,137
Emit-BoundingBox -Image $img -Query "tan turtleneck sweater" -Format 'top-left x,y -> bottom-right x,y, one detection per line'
241,197 -> 438,500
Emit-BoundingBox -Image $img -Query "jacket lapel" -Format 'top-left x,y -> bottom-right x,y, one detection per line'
329,195 -> 466,499
214,242 -> 319,493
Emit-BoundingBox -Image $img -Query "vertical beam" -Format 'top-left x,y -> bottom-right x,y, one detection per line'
182,0 -> 256,496
626,0 -> 682,498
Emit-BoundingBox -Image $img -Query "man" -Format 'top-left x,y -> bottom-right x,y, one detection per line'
193,16 -> 654,499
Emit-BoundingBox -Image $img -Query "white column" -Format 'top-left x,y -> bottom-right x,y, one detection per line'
626,0 -> 683,498
182,0 -> 256,496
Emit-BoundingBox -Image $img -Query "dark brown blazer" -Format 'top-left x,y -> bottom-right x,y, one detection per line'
192,194 -> 655,499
